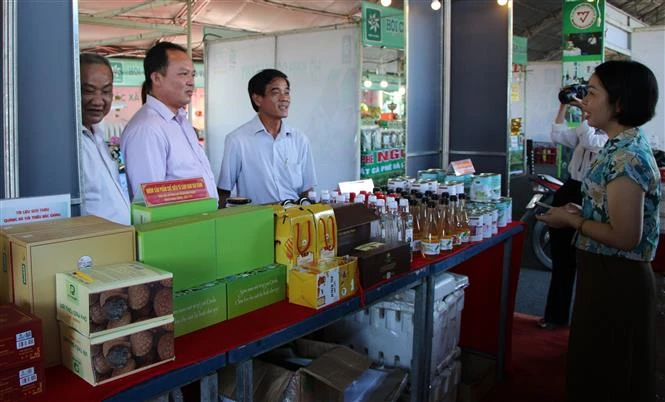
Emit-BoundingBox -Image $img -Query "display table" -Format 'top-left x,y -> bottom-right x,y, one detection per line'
39,222 -> 525,402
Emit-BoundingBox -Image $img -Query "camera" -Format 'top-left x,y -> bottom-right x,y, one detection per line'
558,84 -> 588,104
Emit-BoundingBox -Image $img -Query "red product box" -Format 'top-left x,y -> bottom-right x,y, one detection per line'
0,304 -> 42,371
0,363 -> 44,400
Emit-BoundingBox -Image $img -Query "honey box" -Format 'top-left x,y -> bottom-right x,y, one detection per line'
56,262 -> 173,337
274,206 -> 317,269
0,362 -> 44,400
59,315 -> 174,386
329,203 -> 378,255
9,218 -> 135,367
173,279 -> 227,337
288,256 -> 358,310
349,241 -> 411,288
303,204 -> 337,262
225,263 -> 286,319
0,304 -> 42,371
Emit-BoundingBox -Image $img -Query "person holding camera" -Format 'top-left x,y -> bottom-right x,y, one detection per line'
537,60 -> 660,401
537,85 -> 608,330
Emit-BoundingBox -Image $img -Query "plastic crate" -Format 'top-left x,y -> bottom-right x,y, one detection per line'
429,348 -> 462,402
323,272 -> 468,376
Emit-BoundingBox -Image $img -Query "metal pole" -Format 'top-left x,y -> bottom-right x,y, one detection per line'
3,0 -> 19,198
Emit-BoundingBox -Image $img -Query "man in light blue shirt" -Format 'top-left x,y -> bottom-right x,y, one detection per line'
217,69 -> 317,206
121,42 -> 218,201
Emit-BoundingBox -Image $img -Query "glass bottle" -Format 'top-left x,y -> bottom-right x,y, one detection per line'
449,195 -> 463,247
421,201 -> 440,259
438,197 -> 454,252
411,198 -> 423,255
457,194 -> 471,244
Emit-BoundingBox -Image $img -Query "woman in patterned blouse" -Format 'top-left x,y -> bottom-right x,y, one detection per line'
537,60 -> 660,402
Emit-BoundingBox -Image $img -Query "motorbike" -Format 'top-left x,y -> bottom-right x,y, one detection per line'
520,173 -> 563,270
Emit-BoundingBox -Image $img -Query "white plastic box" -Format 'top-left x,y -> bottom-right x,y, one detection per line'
429,347 -> 462,402
324,272 -> 468,378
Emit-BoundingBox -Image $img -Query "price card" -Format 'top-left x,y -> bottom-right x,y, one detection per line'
0,194 -> 70,226
140,177 -> 209,207
449,159 -> 476,175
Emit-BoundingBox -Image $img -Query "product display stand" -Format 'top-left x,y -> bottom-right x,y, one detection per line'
39,223 -> 524,402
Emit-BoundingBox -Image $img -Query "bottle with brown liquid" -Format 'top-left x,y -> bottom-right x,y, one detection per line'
421,201 -> 441,259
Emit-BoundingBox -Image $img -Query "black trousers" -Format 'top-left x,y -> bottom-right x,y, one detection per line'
543,178 -> 581,325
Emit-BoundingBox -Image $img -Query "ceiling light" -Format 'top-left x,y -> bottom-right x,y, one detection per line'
363,79 -> 372,88
380,80 -> 388,88
431,0 -> 441,10
497,0 -> 508,5
398,86 -> 406,95
380,0 -> 392,7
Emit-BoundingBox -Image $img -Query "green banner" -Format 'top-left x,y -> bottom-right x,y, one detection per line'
361,1 -> 405,50
108,58 -> 205,88
360,147 -> 406,186
513,36 -> 528,65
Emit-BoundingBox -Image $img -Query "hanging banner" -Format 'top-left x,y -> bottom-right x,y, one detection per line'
360,126 -> 405,186
361,1 -> 405,49
558,0 -> 605,177
109,58 -> 205,88
512,36 -> 528,66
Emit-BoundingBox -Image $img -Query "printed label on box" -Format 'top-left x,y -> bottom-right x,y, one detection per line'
318,268 -> 340,307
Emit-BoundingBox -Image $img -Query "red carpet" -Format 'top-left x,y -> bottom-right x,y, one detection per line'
482,313 -> 569,402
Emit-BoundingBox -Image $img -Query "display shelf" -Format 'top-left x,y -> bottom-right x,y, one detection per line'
362,266 -> 428,306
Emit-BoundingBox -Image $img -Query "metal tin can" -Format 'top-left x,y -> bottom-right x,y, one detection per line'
490,207 -> 498,235
489,173 -> 502,200
501,197 -> 513,223
493,199 -> 508,228
468,209 -> 483,242
470,174 -> 492,202
446,181 -> 461,197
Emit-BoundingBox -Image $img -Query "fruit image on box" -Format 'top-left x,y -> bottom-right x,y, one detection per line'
9,217 -> 136,367
56,262 -> 173,337
173,279 -> 227,337
303,204 -> 337,262
0,363 -> 44,400
212,206 -> 274,278
59,316 -> 174,386
288,256 -> 358,310
131,198 -> 219,224
225,264 -> 286,319
0,305 -> 42,371
136,216 -> 216,292
274,206 -> 316,270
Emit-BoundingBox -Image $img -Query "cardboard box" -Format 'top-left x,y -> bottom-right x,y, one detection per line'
0,305 -> 42,371
173,279 -> 227,337
131,198 -> 219,224
330,203 -> 377,256
0,362 -> 44,401
218,359 -> 297,402
303,204 -> 338,262
349,241 -> 411,288
59,316 -> 174,386
0,215 -> 104,304
136,215 -> 217,292
457,350 -> 496,402
56,262 -> 173,337
225,264 -> 286,319
212,206 -> 274,279
274,206 -> 316,269
288,257 -> 358,310
9,218 -> 135,367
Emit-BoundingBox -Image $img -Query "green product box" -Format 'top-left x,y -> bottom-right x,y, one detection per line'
135,216 -> 216,292
212,206 -> 275,278
173,280 -> 227,337
225,264 -> 286,319
131,198 -> 219,225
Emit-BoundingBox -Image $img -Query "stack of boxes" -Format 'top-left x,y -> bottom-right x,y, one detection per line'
0,305 -> 44,400
55,262 -> 175,385
134,204 -> 283,336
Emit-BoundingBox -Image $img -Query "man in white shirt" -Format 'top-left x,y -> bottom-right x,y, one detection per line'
121,42 -> 218,201
79,54 -> 131,225
217,69 -> 317,206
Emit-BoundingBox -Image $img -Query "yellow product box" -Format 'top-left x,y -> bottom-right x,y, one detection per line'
9,217 -> 135,367
287,256 -> 358,310
56,262 -> 173,337
273,206 -> 316,269
0,216 -> 103,305
303,204 -> 337,262
59,316 -> 174,386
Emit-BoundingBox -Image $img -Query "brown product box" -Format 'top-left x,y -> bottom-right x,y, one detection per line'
0,216 -> 102,305
302,204 -> 337,261
9,217 -> 135,367
273,206 -> 317,269
349,241 -> 411,288
0,304 -> 42,372
330,203 -> 378,256
56,262 -> 173,337
0,362 -> 45,401
59,316 -> 174,386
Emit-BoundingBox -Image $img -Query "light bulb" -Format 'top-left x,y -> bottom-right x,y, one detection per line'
380,80 -> 388,88
363,79 -> 372,88
398,86 -> 406,95
497,0 -> 508,5
431,0 -> 441,10
380,0 -> 391,6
